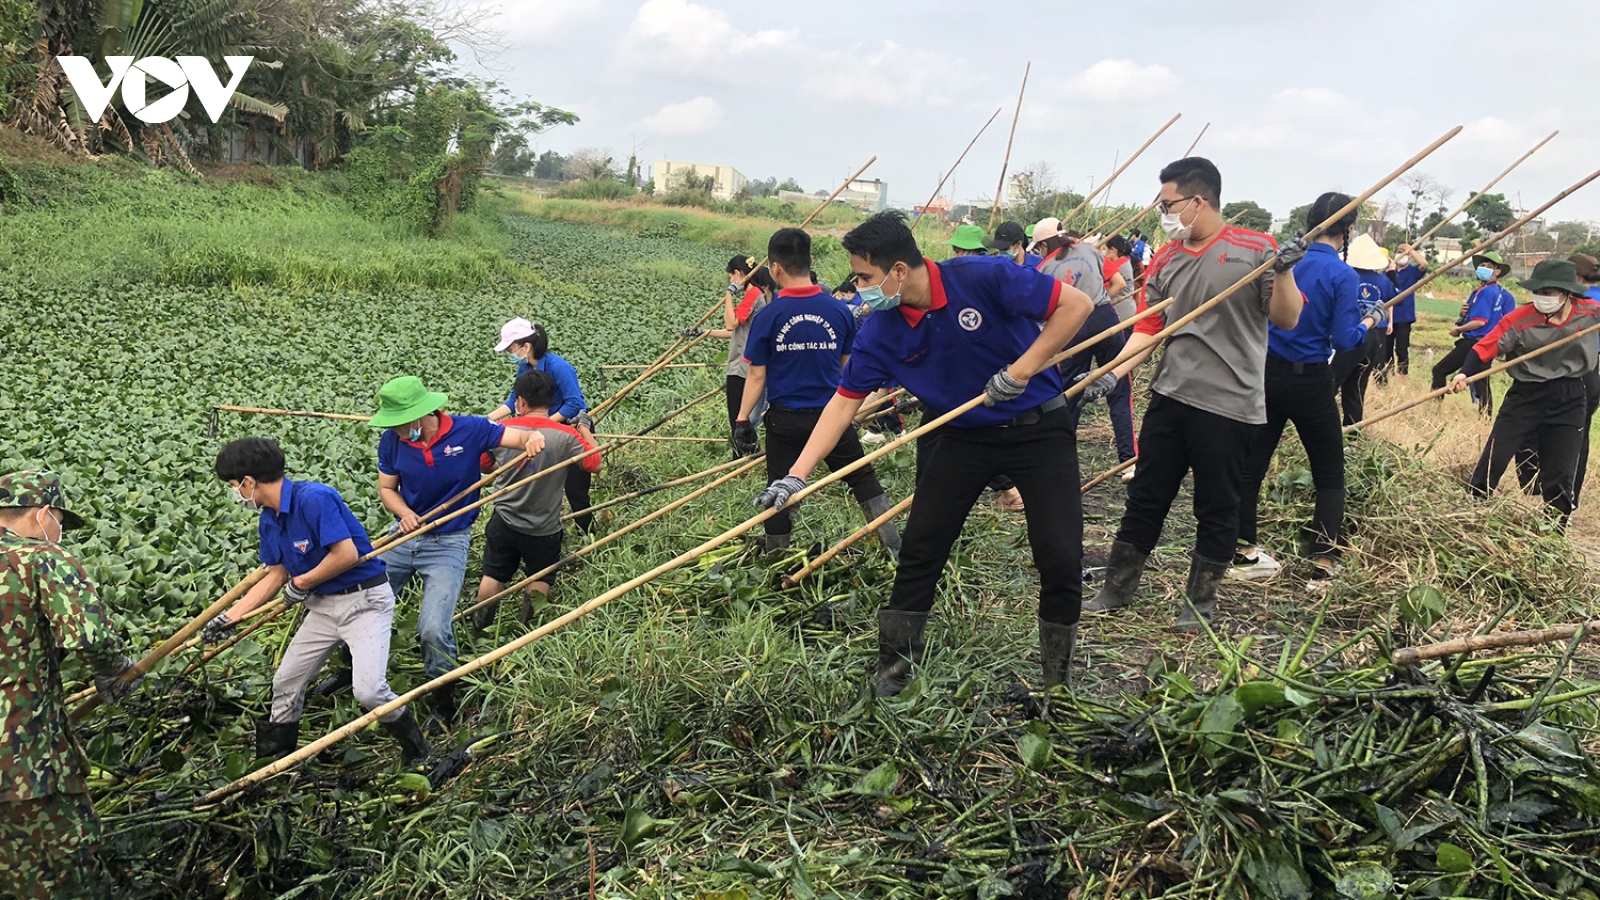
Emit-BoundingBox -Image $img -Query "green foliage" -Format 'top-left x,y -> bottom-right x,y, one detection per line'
1467,191 -> 1517,233
554,177 -> 632,200
1222,200 -> 1273,232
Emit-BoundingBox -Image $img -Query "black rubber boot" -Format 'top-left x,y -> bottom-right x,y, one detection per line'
471,600 -> 499,633
254,716 -> 300,760
1174,554 -> 1229,633
425,683 -> 458,734
874,610 -> 929,698
1038,619 -> 1079,688
1082,541 -> 1148,612
858,495 -> 903,560
313,645 -> 354,697
380,708 -> 432,765
764,533 -> 791,554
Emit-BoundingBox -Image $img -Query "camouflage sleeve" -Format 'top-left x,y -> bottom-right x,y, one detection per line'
39,548 -> 128,673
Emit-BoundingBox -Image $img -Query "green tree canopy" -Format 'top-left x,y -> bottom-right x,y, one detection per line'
1466,192 -> 1516,233
1222,200 -> 1273,232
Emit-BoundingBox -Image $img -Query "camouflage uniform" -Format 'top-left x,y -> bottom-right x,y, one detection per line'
0,472 -> 127,900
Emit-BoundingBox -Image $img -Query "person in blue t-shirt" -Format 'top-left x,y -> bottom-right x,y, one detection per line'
203,438 -> 429,765
490,319 -> 598,531
1431,251 -> 1515,415
1234,194 -> 1386,583
1130,229 -> 1151,267
370,375 -> 545,727
752,211 -> 1094,694
1330,234 -> 1397,426
731,227 -> 902,556
987,220 -> 1042,269
1378,243 -> 1428,376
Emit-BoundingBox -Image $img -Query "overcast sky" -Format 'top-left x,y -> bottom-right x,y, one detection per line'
459,0 -> 1600,227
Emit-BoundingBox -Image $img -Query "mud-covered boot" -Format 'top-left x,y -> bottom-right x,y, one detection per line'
380,708 -> 432,765
471,600 -> 499,633
1174,554 -> 1229,633
858,494 -> 903,560
1038,619 -> 1079,688
875,610 -> 929,697
254,716 -> 300,760
764,532 -> 791,554
1082,541 -> 1148,612
425,683 -> 458,734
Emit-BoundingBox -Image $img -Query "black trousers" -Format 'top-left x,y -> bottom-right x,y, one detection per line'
1471,377 -> 1587,520
565,467 -> 593,531
1374,321 -> 1412,378
1117,393 -> 1253,562
892,406 -> 1082,624
1061,303 -> 1139,462
1237,358 -> 1345,559
763,404 -> 883,537
1432,336 -> 1493,415
1332,327 -> 1383,427
726,374 -> 748,426
1513,367 -> 1600,506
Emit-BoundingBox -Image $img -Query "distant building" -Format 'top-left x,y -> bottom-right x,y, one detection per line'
837,178 -> 889,213
652,160 -> 747,201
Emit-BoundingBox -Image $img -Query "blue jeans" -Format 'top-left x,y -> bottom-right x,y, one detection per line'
382,529 -> 471,678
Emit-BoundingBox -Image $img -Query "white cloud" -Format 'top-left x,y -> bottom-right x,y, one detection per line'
640,95 -> 725,135
464,0 -> 594,44
806,40 -> 961,109
1059,60 -> 1179,103
620,0 -> 795,76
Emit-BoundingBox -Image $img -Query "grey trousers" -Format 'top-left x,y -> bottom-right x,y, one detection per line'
270,583 -> 405,724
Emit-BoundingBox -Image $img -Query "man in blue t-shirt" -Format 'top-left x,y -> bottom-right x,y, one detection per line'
202,438 -> 429,765
370,375 -> 543,727
1379,243 -> 1428,376
732,228 -> 901,556
490,319 -> 599,531
752,211 -> 1094,694
1431,251 -> 1515,415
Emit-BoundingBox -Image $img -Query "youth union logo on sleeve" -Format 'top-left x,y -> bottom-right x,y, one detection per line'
293,539 -> 311,553
958,308 -> 984,331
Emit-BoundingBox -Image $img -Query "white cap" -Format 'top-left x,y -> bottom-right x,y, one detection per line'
1345,234 -> 1389,271
494,316 -> 537,352
1028,217 -> 1062,252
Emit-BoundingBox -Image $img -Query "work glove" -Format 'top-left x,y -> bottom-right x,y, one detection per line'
893,398 -> 923,416
983,367 -> 1029,407
1074,371 -> 1120,404
852,302 -> 871,320
731,419 -> 760,457
283,579 -> 313,607
680,327 -> 704,338
754,475 -> 806,510
1273,234 -> 1309,273
571,411 -> 595,432
201,613 -> 236,645
95,656 -> 142,703
1358,298 -> 1389,328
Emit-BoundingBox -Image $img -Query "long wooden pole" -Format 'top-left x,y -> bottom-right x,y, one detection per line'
782,493 -> 913,588
454,456 -> 767,623
202,129 -> 1458,802
593,158 -> 878,420
213,405 -> 370,422
1384,166 -> 1600,311
1091,122 -> 1208,250
598,363 -> 718,372
1057,113 -> 1182,231
1080,457 -> 1138,494
590,433 -> 723,444
910,107 -> 1002,234
561,457 -> 750,524
1394,620 -> 1598,666
986,63 -> 1031,231
1409,130 -> 1558,248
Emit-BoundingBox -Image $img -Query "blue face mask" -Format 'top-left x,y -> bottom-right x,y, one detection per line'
1476,266 -> 1494,282
857,269 -> 902,311
406,426 -> 423,442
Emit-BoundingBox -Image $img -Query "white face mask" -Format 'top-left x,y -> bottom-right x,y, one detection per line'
36,508 -> 62,545
1533,294 -> 1567,315
230,479 -> 261,511
1159,197 -> 1197,242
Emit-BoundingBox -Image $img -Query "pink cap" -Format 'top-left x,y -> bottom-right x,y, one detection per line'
1028,217 -> 1062,252
494,317 -> 536,352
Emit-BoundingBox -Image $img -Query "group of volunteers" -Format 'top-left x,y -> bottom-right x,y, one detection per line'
1,321 -> 603,897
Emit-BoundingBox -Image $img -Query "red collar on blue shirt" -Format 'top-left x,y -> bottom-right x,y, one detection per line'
900,257 -> 949,327
399,412 -> 454,466
777,284 -> 824,298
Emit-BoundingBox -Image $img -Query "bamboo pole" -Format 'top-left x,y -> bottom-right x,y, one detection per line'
201,130 -> 1458,802
213,405 -> 370,422
562,457 -> 750,524
453,455 -> 768,623
986,63 -> 1031,231
1346,321 -> 1600,433
597,363 -> 718,372
782,493 -> 913,588
1057,113 -> 1182,231
1394,620 -> 1598,666
1384,166 -> 1600,311
909,107 -> 1003,234
592,158 -> 878,421
178,602 -> 296,678
591,433 -> 723,443
1080,457 -> 1138,494
1409,130 -> 1558,248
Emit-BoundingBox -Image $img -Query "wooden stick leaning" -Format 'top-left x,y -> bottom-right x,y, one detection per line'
909,107 -> 1003,235
782,493 -> 913,588
1057,113 -> 1182,231
1346,321 -> 1600,434
598,363 -> 718,372
178,603 -> 297,678
1394,620 -> 1598,667
213,405 -> 371,422
1080,457 -> 1138,494
562,457 -> 750,525
453,455 -> 768,623
591,158 -> 878,421
1091,121 -> 1209,248
1384,166 -> 1600,311
590,434 -> 723,444
1408,130 -> 1558,248
987,62 -> 1031,230
201,130 -> 1459,803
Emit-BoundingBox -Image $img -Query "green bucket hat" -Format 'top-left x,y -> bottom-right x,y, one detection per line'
947,223 -> 988,252
370,376 -> 449,429
1473,250 -> 1511,276
1521,259 -> 1589,297
0,470 -> 87,529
